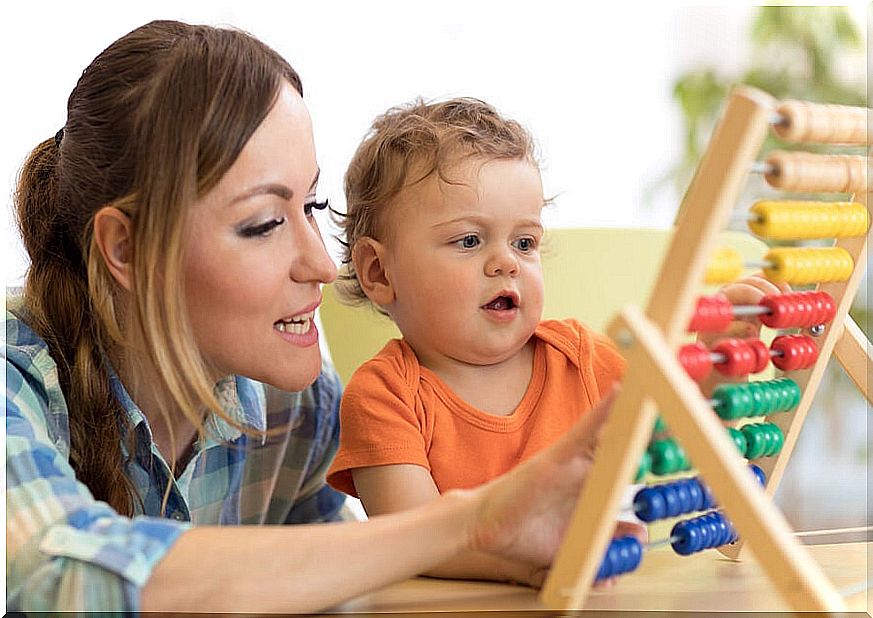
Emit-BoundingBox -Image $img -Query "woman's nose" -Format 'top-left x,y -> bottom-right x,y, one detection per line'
290,219 -> 338,284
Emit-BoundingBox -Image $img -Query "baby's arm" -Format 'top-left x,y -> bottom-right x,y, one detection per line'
353,464 -> 547,586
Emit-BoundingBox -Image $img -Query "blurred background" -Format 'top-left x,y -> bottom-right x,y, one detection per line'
1,3 -> 868,531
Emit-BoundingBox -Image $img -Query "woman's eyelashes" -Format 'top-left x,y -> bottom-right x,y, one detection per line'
304,198 -> 330,216
238,217 -> 286,238
236,197 -> 330,238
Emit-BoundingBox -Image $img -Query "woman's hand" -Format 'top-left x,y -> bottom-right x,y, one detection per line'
461,390 -> 645,582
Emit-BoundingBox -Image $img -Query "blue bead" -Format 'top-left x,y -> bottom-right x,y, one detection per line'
595,541 -> 618,580
625,537 -> 643,572
706,517 -> 721,548
700,481 -> 716,509
634,487 -> 666,522
714,515 -> 731,547
749,464 -> 766,486
671,520 -> 700,556
663,486 -> 681,517
697,516 -> 713,549
616,539 -> 633,575
687,480 -> 704,512
675,482 -> 693,514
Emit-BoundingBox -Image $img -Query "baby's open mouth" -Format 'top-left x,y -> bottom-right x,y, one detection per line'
482,295 -> 517,311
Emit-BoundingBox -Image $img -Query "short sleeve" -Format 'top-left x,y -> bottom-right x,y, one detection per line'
6,359 -> 188,612
589,329 -> 626,396
326,355 -> 430,497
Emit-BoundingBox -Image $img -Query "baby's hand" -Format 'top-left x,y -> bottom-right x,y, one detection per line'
697,274 -> 790,395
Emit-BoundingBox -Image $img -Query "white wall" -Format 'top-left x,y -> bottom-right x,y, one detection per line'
1,1 -> 763,287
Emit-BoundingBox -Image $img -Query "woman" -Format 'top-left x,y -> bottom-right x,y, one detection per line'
6,20 -> 626,613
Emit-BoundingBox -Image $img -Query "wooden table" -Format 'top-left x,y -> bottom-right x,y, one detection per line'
325,541 -> 870,614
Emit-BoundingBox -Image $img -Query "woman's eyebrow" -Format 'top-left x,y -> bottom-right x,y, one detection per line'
229,183 -> 294,206
228,168 -> 321,207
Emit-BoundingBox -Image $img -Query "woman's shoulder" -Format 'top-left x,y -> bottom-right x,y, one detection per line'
6,294 -> 72,450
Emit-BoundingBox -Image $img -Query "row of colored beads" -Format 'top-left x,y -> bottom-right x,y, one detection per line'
748,200 -> 869,240
728,423 -> 784,459
712,377 -> 801,419
678,334 -> 818,380
687,290 -> 835,332
634,464 -> 765,522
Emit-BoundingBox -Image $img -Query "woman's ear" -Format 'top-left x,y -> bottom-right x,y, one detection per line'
353,237 -> 395,306
93,206 -> 133,291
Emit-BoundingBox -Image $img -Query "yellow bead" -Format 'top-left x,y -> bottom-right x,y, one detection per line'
705,246 -> 743,284
749,201 -> 869,240
764,247 -> 854,285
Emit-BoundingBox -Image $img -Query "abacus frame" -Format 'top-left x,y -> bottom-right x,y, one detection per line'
540,86 -> 870,612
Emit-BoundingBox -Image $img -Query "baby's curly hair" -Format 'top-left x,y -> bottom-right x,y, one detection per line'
336,97 -> 537,310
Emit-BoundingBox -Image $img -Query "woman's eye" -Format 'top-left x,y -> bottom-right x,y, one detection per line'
304,198 -> 330,217
513,237 -> 536,252
239,217 -> 286,238
456,234 -> 480,249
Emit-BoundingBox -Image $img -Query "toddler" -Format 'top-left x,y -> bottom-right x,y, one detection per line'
326,98 -> 633,585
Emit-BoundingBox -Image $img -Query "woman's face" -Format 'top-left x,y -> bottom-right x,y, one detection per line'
182,83 -> 337,391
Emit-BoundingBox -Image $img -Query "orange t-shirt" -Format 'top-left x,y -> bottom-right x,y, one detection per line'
327,319 -> 625,496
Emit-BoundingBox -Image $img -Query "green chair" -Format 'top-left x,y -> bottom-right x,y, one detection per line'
320,228 -> 768,385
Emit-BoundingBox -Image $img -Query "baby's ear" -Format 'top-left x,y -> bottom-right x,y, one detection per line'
353,237 -> 395,306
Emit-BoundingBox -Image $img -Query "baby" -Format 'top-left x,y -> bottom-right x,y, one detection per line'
326,98 -> 635,585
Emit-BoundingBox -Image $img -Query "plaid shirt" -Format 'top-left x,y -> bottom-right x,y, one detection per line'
5,301 -> 348,612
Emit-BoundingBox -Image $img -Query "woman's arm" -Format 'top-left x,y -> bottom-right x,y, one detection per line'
353,464 -> 544,585
144,388 -> 624,613
141,489 -> 477,613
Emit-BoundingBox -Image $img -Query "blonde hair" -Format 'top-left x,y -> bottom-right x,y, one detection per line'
14,20 -> 302,515
337,97 -> 536,311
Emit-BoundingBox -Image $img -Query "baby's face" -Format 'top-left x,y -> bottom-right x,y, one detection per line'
381,158 -> 545,368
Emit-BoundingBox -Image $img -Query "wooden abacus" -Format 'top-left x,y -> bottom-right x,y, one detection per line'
540,86 -> 870,612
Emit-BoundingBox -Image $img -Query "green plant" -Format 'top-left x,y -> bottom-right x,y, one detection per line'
673,6 -> 865,186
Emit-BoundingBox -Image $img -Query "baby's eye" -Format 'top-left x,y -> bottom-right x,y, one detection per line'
513,237 -> 537,252
456,234 -> 480,249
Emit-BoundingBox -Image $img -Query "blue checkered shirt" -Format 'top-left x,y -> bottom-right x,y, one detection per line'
5,302 -> 348,612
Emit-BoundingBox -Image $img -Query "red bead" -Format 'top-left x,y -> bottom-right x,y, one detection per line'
678,343 -> 712,381
713,339 -> 756,377
771,334 -> 819,371
759,291 -> 837,328
688,296 -> 733,332
745,338 -> 770,373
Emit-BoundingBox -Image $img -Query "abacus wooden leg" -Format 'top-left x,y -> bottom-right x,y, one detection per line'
833,314 -> 872,405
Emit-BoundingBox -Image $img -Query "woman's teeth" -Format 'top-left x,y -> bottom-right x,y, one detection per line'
274,311 -> 314,334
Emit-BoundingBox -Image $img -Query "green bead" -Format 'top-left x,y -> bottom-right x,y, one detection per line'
675,442 -> 691,471
714,384 -> 752,419
742,424 -> 766,459
749,381 -> 775,415
635,450 -> 652,482
649,439 -> 680,475
763,423 -> 784,456
653,416 -> 667,433
727,427 -> 748,456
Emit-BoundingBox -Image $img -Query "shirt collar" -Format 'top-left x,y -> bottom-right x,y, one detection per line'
107,363 -> 267,444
